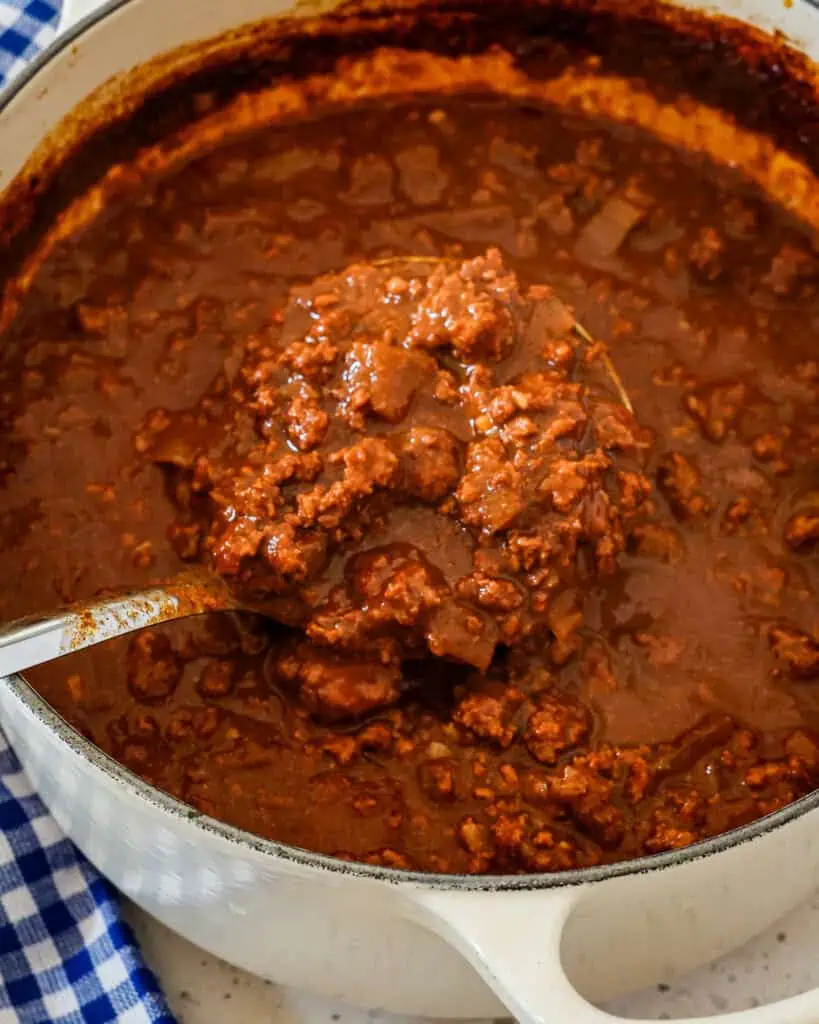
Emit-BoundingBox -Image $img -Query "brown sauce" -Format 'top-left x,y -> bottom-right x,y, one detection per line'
0,4 -> 818,874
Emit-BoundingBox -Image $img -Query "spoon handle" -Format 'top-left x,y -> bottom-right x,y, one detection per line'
0,580 -> 228,678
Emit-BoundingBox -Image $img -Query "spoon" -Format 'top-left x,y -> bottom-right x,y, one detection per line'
0,574 -> 235,680
0,261 -> 634,679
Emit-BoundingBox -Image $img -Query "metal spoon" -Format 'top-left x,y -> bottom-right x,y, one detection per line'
0,574 -> 235,680
0,259 -> 634,679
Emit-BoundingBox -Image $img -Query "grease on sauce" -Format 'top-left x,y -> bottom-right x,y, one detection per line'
0,56 -> 817,873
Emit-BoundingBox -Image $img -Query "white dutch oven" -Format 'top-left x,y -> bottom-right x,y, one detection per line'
1,1 -> 818,1022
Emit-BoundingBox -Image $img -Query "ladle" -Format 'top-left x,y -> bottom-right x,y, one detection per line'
0,258 -> 633,679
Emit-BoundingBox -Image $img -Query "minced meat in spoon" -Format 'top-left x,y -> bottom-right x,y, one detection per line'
139,249 -> 652,716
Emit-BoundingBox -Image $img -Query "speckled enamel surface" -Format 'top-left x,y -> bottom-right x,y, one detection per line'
127,894 -> 819,1022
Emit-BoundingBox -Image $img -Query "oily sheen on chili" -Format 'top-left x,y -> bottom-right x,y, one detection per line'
0,4 -> 817,876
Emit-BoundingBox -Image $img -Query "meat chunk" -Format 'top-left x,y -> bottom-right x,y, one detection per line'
418,758 -> 458,802
768,624 -> 819,680
341,341 -> 434,425
275,642 -> 401,720
306,546 -> 446,651
453,689 -> 518,748
657,451 -> 712,519
400,427 -> 461,502
762,242 -> 814,296
262,523 -> 328,584
197,659 -> 235,699
127,632 -> 183,703
548,755 -> 625,848
683,379 -> 747,443
524,693 -> 589,765
455,816 -> 495,873
784,512 -> 819,551
629,522 -> 685,563
285,393 -> 329,451
456,437 -> 525,534
687,226 -> 725,282
406,250 -> 518,361
643,787 -> 706,853
425,601 -> 498,671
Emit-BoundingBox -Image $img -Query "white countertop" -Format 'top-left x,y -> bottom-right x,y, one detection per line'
125,891 -> 819,1023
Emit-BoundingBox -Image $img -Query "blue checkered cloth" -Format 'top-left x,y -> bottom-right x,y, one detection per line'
0,0 -> 60,88
1,13 -> 176,1024
0,735 -> 177,1022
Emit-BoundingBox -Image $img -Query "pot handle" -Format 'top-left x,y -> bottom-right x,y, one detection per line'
407,887 -> 819,1024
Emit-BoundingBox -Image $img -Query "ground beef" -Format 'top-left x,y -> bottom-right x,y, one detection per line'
768,624 -> 819,680
656,451 -> 712,519
273,641 -> 402,719
126,633 -> 183,702
784,511 -> 819,551
4,68 -> 819,877
141,250 -> 651,715
524,691 -> 590,764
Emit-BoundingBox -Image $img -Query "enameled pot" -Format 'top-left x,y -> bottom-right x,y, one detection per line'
1,1 -> 819,1021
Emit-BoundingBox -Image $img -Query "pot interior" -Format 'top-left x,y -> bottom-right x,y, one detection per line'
0,0 -> 818,890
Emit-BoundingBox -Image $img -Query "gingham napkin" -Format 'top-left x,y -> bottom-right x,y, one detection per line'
0,6 -> 178,1022
0,736 -> 176,1022
0,0 -> 59,88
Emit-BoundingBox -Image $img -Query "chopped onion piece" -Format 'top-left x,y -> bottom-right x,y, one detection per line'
575,196 -> 645,261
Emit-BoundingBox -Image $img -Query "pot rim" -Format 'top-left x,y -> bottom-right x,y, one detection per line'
2,0 -> 819,894
8,667 -> 819,890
